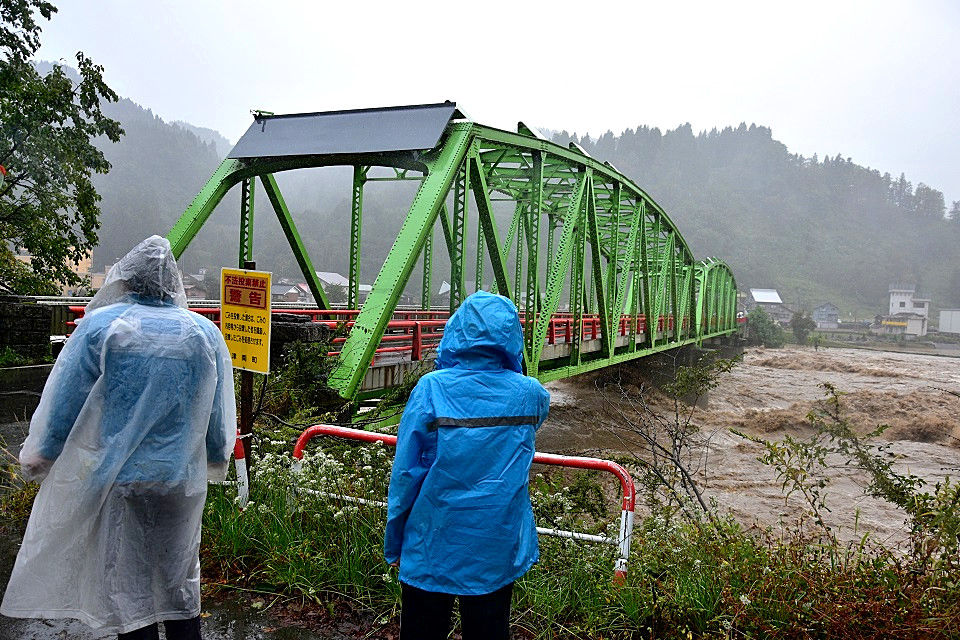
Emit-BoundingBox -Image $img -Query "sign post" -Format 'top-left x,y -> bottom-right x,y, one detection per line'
221,266 -> 272,465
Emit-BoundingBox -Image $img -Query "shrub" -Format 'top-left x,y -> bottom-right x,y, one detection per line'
747,306 -> 785,347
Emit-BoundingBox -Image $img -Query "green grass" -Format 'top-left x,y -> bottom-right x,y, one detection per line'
198,436 -> 960,639
1,440 -> 956,638
0,346 -> 52,368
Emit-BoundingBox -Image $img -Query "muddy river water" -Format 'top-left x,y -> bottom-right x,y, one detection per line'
538,345 -> 960,544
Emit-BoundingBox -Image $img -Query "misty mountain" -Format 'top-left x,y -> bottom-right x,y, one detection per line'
554,124 -> 960,315
172,121 -> 232,158
91,98 -> 230,269
87,96 -> 960,315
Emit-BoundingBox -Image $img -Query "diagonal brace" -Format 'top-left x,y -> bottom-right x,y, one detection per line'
260,173 -> 330,309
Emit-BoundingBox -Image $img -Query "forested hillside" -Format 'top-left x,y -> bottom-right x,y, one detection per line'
85,94 -> 960,316
553,124 -> 960,315
91,98 -> 228,268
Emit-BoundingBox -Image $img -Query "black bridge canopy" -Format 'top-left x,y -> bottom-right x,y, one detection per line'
227,101 -> 462,159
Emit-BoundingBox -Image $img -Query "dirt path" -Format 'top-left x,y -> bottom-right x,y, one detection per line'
537,346 -> 960,543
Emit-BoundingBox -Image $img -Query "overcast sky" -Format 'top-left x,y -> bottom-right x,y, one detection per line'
36,0 -> 960,206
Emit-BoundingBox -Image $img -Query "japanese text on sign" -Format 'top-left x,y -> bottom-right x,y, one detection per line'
221,268 -> 272,374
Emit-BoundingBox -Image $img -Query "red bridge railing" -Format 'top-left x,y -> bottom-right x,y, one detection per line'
291,424 -> 636,581
68,305 -> 730,363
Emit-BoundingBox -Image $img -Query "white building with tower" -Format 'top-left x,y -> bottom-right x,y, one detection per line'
878,284 -> 929,337
888,284 -> 929,319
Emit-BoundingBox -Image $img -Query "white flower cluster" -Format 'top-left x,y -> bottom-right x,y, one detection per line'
530,484 -> 577,521
242,441 -> 394,519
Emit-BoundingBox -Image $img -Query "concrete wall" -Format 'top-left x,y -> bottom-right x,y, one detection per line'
0,364 -> 52,423
0,297 -> 51,360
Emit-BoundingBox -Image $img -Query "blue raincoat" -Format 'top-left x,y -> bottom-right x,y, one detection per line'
384,291 -> 550,595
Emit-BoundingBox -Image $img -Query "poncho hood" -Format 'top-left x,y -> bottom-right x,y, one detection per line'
435,291 -> 523,372
86,235 -> 187,313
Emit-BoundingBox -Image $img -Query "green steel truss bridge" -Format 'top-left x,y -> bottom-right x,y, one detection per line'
166,103 -> 739,401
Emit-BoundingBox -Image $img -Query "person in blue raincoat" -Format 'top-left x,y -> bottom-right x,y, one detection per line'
0,236 -> 236,640
385,290 -> 550,640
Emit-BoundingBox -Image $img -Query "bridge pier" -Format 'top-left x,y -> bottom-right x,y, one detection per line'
608,339 -> 744,410
707,333 -> 746,359
270,313 -> 330,365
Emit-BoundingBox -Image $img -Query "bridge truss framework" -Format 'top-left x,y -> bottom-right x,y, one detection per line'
166,103 -> 738,401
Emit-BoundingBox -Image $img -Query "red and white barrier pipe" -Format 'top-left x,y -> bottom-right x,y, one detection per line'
532,451 -> 636,582
292,424 -> 636,581
233,431 -> 249,507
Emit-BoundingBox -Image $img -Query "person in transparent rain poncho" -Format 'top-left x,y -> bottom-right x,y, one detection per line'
0,236 -> 236,640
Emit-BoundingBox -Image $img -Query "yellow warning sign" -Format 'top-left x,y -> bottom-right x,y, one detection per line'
221,268 -> 272,374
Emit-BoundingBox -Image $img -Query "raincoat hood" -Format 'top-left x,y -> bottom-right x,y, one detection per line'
86,235 -> 187,313
436,291 -> 523,372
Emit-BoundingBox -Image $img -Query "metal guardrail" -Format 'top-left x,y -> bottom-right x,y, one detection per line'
290,424 -> 636,581
64,302 -> 723,365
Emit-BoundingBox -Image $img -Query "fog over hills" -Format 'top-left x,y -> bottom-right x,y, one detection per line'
171,121 -> 233,158
554,125 -> 960,315
88,96 -> 960,316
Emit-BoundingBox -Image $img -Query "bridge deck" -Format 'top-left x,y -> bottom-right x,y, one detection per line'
66,304 -> 740,394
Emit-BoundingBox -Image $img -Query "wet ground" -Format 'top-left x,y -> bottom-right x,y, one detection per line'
0,530 -> 336,639
0,596 -> 331,639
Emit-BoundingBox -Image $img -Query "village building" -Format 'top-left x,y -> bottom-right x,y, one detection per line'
312,271 -> 375,305
15,250 -> 96,296
876,285 -> 929,337
812,302 -> 840,329
181,273 -> 210,300
888,284 -> 930,320
938,309 -> 960,335
271,284 -> 302,303
744,288 -> 794,325
315,271 -> 349,289
875,314 -> 928,338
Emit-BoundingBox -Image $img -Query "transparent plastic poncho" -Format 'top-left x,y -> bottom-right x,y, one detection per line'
0,236 -> 236,633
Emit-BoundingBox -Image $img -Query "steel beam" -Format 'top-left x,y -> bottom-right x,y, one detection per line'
451,164 -> 468,310
469,154 -> 513,300
530,171 -> 587,370
239,177 -> 255,266
329,124 -> 473,398
260,173 -> 330,309
348,165 -> 367,309
586,176 -> 611,358
421,231 -> 433,310
524,151 -> 543,364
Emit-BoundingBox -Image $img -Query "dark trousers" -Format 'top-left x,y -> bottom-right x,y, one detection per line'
118,615 -> 201,640
400,581 -> 513,640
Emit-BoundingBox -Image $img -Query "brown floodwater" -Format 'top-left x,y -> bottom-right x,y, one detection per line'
537,345 -> 960,544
